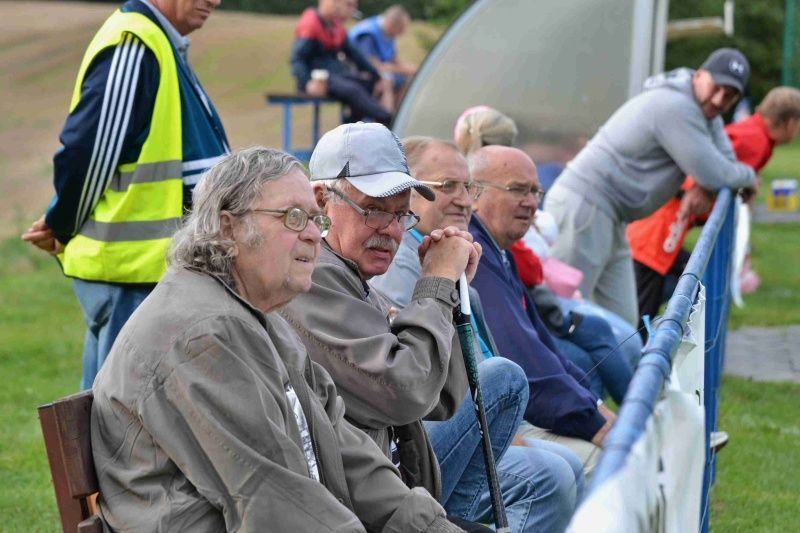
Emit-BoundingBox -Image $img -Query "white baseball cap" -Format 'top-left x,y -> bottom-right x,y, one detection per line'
309,122 -> 435,201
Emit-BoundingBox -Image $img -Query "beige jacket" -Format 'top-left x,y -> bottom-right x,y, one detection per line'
280,242 -> 469,500
91,268 -> 462,532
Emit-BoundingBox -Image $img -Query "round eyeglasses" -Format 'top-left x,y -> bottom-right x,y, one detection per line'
418,180 -> 485,200
248,207 -> 331,237
327,187 -> 420,231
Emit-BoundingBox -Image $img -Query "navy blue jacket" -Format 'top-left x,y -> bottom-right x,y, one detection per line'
46,0 -> 229,244
469,215 -> 606,441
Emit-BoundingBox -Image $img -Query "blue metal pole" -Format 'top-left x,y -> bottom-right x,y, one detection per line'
699,195 -> 735,533
589,189 -> 734,492
282,103 -> 293,157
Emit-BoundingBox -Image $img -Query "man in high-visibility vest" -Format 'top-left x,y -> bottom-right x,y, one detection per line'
21,0 -> 229,390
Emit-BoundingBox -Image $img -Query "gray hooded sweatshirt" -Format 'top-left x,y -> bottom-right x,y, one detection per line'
552,68 -> 756,222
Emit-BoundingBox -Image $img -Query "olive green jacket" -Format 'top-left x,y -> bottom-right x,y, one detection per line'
280,242 -> 469,501
92,267 -> 461,532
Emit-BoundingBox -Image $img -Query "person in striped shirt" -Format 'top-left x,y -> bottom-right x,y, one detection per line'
22,0 -> 229,390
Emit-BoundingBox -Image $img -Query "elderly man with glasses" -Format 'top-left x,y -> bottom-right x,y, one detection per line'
467,145 -> 617,478
281,124 -> 574,532
91,147 -> 471,532
371,136 -> 583,532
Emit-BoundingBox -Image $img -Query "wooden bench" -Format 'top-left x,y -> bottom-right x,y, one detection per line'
266,93 -> 343,161
39,390 -> 102,533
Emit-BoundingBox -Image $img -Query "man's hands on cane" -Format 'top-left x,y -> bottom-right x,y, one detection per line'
418,226 -> 482,282
21,215 -> 64,255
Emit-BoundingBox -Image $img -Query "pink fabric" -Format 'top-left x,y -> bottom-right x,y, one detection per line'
541,256 -> 584,298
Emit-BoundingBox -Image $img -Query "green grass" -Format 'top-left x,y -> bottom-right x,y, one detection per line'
759,137 -> 800,200
711,376 -> 800,532
0,238 -> 83,529
729,223 -> 800,329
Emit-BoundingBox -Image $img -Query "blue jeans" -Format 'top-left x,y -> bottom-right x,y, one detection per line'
425,358 -> 578,532
73,279 -> 152,390
552,313 -> 634,404
559,297 -> 643,370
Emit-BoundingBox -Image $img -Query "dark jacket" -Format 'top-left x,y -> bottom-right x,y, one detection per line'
46,0 -> 229,243
469,215 -> 606,441
290,8 -> 380,89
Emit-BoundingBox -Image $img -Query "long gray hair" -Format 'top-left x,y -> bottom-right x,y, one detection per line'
169,147 -> 304,286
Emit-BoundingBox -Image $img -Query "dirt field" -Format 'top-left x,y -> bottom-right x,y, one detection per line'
0,1 -> 439,239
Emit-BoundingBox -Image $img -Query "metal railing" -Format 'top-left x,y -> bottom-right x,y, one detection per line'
588,188 -> 736,533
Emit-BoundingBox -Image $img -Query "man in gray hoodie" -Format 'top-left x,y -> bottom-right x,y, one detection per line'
545,48 -> 757,326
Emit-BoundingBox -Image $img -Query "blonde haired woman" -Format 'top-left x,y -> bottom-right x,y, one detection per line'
453,105 -> 518,154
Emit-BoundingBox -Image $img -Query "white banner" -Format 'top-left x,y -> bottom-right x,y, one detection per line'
568,284 -> 707,533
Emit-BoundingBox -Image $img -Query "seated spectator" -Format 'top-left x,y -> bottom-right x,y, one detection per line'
280,123 -> 578,531
370,136 -> 587,529
454,106 -> 641,403
468,145 -> 617,475
91,147 -> 464,531
290,0 -> 392,125
349,4 -> 417,110
627,86 -> 800,328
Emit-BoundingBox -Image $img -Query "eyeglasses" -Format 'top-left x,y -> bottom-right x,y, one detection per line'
478,181 -> 545,201
248,207 -> 331,238
327,186 -> 420,231
418,180 -> 484,200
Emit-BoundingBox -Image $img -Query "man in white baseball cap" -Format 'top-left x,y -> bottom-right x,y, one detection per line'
281,123 -> 577,530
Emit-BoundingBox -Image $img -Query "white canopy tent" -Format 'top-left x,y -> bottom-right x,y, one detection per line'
394,0 -> 669,170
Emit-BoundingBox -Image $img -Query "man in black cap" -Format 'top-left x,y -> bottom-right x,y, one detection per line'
544,47 -> 758,326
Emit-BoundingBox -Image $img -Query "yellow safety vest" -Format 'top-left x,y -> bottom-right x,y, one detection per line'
59,10 -> 182,283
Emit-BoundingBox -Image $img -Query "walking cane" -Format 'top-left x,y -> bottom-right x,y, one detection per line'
453,274 -> 510,533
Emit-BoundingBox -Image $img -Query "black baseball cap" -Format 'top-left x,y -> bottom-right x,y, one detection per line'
700,48 -> 750,94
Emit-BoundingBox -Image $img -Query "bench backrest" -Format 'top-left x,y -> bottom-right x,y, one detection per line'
39,390 -> 102,533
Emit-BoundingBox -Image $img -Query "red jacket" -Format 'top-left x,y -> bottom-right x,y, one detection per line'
627,113 -> 774,275
510,240 -> 544,287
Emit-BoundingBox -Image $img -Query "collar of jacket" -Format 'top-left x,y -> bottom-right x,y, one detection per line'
185,266 -> 269,328
320,239 -> 372,296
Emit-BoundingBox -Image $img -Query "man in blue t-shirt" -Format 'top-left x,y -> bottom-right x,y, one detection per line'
349,4 -> 417,110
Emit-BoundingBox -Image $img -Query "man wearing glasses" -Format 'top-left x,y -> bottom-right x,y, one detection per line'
468,145 -> 616,476
281,123 -> 539,531
371,137 -> 582,531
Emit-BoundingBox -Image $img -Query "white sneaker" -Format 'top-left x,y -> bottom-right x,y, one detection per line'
710,430 -> 729,453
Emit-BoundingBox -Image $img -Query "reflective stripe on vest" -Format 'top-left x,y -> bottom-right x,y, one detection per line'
108,160 -> 183,192
59,10 -> 182,284
80,218 -> 181,242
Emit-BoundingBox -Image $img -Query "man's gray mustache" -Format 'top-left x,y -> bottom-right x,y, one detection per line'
364,235 -> 398,252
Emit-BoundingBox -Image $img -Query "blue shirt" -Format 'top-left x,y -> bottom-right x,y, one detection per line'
349,16 -> 397,63
469,215 -> 605,441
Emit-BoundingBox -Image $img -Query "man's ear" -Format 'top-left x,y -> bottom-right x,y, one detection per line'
219,211 -> 236,240
314,184 -> 328,211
